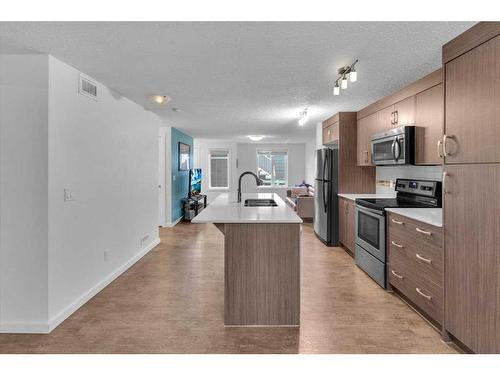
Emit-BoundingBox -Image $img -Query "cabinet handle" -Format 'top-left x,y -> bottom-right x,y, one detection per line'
443,171 -> 449,195
437,140 -> 444,158
415,227 -> 432,236
416,288 -> 432,301
364,150 -> 369,163
394,110 -> 398,125
391,270 -> 404,279
416,253 -> 432,263
390,111 -> 394,125
391,218 -> 404,225
391,241 -> 404,248
442,134 -> 455,157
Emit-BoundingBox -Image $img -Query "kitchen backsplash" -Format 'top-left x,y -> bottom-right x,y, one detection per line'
375,165 -> 443,195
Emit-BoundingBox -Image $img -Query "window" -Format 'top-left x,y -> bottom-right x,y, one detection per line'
209,149 -> 230,189
256,150 -> 288,187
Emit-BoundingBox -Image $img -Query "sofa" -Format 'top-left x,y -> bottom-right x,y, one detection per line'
285,185 -> 315,220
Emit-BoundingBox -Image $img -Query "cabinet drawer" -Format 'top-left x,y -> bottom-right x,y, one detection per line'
388,262 -> 443,324
388,212 -> 443,249
388,231 -> 443,287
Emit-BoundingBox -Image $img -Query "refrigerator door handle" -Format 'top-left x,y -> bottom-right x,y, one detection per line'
322,151 -> 329,213
322,150 -> 328,181
323,181 -> 327,213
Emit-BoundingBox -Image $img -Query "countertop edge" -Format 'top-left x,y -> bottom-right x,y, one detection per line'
385,207 -> 442,228
192,219 -> 303,224
338,193 -> 397,201
191,192 -> 303,224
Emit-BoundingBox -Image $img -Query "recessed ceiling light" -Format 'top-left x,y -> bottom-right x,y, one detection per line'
248,135 -> 264,141
298,109 -> 309,126
150,95 -> 171,105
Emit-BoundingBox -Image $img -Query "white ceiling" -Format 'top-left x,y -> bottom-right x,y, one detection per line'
0,22 -> 474,142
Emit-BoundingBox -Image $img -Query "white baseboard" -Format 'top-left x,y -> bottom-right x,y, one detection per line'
164,217 -> 182,227
0,238 -> 161,334
47,237 -> 161,333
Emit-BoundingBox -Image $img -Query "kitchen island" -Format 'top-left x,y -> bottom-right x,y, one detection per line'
192,193 -> 302,326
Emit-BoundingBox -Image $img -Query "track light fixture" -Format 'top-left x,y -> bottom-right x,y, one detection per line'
332,59 -> 358,97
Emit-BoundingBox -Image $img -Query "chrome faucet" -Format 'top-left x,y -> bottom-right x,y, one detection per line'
237,171 -> 263,202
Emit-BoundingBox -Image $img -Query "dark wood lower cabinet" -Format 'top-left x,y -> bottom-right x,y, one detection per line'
339,197 -> 355,254
444,164 -> 500,353
223,223 -> 301,326
387,213 -> 443,325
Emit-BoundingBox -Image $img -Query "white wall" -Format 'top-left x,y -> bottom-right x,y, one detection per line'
315,122 -> 323,150
158,124 -> 173,227
193,139 -> 238,202
193,140 -> 307,201
0,55 -> 49,332
0,54 -> 162,333
46,56 -> 161,327
375,165 -> 443,195
237,143 -> 306,199
304,136 -> 316,184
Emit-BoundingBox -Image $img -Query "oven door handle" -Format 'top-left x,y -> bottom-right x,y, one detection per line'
355,205 -> 384,216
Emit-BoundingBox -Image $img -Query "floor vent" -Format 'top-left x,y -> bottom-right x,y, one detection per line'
79,74 -> 98,100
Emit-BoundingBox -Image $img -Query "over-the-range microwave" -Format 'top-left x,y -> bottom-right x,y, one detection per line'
371,126 -> 415,165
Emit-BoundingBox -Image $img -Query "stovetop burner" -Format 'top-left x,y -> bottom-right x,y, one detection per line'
355,197 -> 437,211
355,178 -> 442,212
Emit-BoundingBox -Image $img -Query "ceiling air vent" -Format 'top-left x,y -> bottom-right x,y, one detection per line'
79,74 -> 97,100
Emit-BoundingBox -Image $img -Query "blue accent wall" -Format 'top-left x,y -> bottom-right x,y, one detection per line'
171,127 -> 193,221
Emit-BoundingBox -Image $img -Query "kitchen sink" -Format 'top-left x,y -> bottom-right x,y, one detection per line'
244,199 -> 278,207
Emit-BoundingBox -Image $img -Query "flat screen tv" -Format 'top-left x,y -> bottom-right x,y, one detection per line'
189,168 -> 202,197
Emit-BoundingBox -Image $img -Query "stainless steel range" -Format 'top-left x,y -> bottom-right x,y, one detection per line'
354,179 -> 442,288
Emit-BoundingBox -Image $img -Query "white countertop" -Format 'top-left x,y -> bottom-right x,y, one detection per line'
338,193 -> 396,201
385,208 -> 442,227
191,193 -> 303,224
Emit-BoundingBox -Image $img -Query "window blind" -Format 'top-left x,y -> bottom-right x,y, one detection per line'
210,150 -> 229,188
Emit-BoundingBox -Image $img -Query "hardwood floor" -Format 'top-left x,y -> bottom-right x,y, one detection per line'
0,223 -> 458,353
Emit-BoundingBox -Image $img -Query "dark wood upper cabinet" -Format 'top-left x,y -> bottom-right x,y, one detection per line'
356,68 -> 443,167
324,112 -> 375,193
415,83 -> 444,165
444,35 -> 500,164
377,105 -> 394,133
356,112 -> 377,166
393,96 -> 415,127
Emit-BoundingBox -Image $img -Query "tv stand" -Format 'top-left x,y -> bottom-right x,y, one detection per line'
182,194 -> 207,221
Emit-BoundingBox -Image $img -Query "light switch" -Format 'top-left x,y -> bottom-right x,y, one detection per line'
64,188 -> 74,202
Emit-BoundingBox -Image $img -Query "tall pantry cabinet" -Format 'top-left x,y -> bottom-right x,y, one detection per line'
442,22 -> 500,353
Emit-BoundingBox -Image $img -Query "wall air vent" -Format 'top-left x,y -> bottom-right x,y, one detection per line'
79,74 -> 98,100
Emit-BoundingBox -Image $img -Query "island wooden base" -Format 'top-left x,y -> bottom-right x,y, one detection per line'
216,223 -> 301,326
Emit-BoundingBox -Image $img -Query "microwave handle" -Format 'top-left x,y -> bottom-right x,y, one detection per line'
392,137 -> 402,161
391,139 -> 397,161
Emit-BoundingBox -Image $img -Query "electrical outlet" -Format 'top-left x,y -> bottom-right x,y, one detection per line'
64,188 -> 75,202
103,249 -> 110,261
140,234 -> 150,247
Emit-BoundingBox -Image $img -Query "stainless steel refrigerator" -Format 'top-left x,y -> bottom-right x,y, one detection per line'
314,148 -> 339,246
